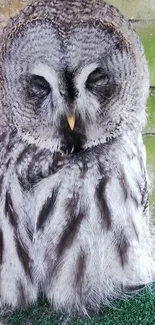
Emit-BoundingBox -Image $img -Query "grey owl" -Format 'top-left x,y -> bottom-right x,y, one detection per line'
0,0 -> 155,317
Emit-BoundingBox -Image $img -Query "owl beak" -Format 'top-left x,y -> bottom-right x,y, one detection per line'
67,115 -> 75,131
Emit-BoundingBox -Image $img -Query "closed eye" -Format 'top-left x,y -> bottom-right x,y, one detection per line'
86,68 -> 108,90
27,75 -> 51,99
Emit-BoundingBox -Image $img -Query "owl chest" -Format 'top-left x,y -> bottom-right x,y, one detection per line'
15,145 -> 64,191
0,144 -> 63,240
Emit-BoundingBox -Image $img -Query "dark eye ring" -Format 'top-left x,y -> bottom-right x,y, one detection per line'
27,75 -> 51,99
86,68 -> 108,90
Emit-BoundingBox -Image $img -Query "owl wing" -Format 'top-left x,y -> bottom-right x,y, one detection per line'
32,134 -> 155,313
0,133 -> 67,312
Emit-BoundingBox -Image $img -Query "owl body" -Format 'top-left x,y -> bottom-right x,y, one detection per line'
33,134 -> 154,313
1,132 -> 153,314
0,0 -> 154,316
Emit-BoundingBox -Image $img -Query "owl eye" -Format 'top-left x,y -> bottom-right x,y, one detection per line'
27,75 -> 51,99
86,68 -> 108,91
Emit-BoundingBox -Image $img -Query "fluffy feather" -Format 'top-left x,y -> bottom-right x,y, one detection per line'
0,0 -> 154,318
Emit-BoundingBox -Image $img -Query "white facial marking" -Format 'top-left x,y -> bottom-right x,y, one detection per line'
74,63 -> 100,123
31,63 -> 59,89
75,62 -> 98,91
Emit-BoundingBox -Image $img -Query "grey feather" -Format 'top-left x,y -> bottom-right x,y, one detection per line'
0,0 -> 154,316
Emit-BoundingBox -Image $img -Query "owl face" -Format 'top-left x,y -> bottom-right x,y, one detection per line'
1,1 -> 149,152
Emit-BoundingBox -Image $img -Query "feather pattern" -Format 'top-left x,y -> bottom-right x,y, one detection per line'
0,0 -> 154,317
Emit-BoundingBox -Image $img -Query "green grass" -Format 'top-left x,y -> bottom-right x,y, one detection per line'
7,288 -> 155,324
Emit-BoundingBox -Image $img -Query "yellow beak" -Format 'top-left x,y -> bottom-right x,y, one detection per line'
67,115 -> 75,131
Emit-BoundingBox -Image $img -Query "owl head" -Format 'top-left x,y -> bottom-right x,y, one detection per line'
0,0 -> 149,153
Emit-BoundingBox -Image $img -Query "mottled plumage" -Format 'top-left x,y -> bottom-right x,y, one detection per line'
0,0 -> 154,318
